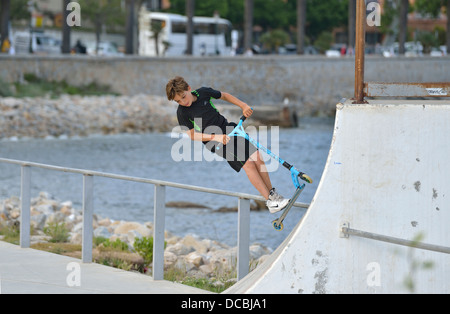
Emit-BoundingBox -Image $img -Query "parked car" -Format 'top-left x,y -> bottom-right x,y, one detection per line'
382,41 -> 424,58
430,47 -> 444,57
325,44 -> 346,57
278,44 -> 319,55
86,41 -> 124,57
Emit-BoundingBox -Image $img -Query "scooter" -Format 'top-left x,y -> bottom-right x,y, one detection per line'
216,113 -> 312,231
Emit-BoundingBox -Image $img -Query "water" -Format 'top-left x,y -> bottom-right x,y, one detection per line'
0,118 -> 334,250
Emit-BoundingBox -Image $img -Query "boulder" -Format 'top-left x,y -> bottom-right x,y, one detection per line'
113,221 -> 151,238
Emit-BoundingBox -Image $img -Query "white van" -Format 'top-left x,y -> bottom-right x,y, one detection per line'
14,31 -> 61,55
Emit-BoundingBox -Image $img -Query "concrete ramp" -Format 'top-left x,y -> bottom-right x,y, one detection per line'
226,100 -> 450,294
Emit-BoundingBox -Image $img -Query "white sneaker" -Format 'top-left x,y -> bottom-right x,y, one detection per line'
266,188 -> 290,214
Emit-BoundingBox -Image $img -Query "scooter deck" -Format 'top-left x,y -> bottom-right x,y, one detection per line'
272,185 -> 305,231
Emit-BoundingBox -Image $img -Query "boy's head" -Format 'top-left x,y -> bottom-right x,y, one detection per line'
166,76 -> 193,107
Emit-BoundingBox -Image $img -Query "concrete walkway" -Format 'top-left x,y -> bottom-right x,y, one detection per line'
0,241 -> 212,294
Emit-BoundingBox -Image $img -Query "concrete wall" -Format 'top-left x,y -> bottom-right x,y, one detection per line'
1,55 -> 449,116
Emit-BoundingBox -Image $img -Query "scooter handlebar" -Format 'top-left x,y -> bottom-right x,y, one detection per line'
216,109 -> 252,152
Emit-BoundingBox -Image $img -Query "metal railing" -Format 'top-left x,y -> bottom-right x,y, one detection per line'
340,222 -> 450,255
0,157 -> 309,281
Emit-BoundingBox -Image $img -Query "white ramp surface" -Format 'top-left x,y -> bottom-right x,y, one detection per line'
226,100 -> 450,294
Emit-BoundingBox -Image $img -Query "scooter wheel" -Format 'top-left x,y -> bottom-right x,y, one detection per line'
272,219 -> 284,231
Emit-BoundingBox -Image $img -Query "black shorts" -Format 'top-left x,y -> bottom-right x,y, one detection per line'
206,123 -> 258,173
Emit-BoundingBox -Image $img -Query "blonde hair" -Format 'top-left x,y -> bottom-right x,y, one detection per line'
166,76 -> 189,101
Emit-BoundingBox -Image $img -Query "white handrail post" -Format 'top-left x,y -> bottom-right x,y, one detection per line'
237,198 -> 250,280
20,166 -> 31,248
82,174 -> 94,263
153,184 -> 166,280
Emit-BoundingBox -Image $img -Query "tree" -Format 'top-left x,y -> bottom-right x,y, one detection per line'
77,0 -> 126,54
165,0 -> 348,52
125,0 -> 135,54
414,0 -> 449,54
304,0 -> 347,43
150,18 -> 163,56
260,29 -> 289,53
244,0 -> 253,52
398,0 -> 409,55
62,0 -> 71,54
414,0 -> 446,17
186,0 -> 194,55
0,0 -> 10,51
348,0 -> 356,50
297,0 -> 306,54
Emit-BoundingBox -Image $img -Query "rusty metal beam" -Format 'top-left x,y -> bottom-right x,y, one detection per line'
354,0 -> 366,104
364,82 -> 450,98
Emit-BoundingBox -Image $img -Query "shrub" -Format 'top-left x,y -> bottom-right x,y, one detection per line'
133,236 -> 167,266
43,221 -> 70,243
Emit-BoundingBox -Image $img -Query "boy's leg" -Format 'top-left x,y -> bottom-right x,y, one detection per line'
242,159 -> 271,200
248,151 -> 272,191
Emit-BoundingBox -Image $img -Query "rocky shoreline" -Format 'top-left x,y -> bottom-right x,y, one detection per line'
0,95 -> 180,139
0,192 -> 272,281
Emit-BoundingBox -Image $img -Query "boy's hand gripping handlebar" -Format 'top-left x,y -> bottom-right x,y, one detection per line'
214,110 -> 313,188
215,114 -> 248,153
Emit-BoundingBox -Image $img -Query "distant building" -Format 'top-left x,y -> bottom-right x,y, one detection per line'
333,0 -> 448,51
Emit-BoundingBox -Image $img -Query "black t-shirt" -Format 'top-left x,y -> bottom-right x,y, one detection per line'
177,87 -> 229,145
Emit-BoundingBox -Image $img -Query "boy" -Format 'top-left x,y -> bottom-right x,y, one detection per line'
166,76 -> 289,213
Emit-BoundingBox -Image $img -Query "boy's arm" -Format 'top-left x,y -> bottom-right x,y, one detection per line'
220,92 -> 253,117
186,128 -> 230,145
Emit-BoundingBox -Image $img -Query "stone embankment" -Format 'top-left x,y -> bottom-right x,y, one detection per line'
0,192 -> 272,280
0,95 -> 179,139
0,94 -> 294,140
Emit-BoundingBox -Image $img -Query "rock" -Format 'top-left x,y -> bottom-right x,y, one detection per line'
166,235 -> 182,245
0,192 -> 273,282
166,201 -> 210,209
31,214 -> 47,230
31,235 -> 52,245
199,264 -> 213,276
249,244 -> 272,260
69,232 -> 82,244
94,226 -> 112,239
164,251 -> 178,268
113,221 -> 151,238
174,258 -> 197,273
60,202 -> 73,216
181,235 -> 209,254
185,251 -> 204,268
165,242 -> 195,256
207,248 -> 238,275
126,230 -> 143,246
72,222 -> 83,234
98,218 -> 112,227
34,203 -> 56,216
9,208 -> 20,220
0,95 -> 178,139
46,212 -> 67,225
